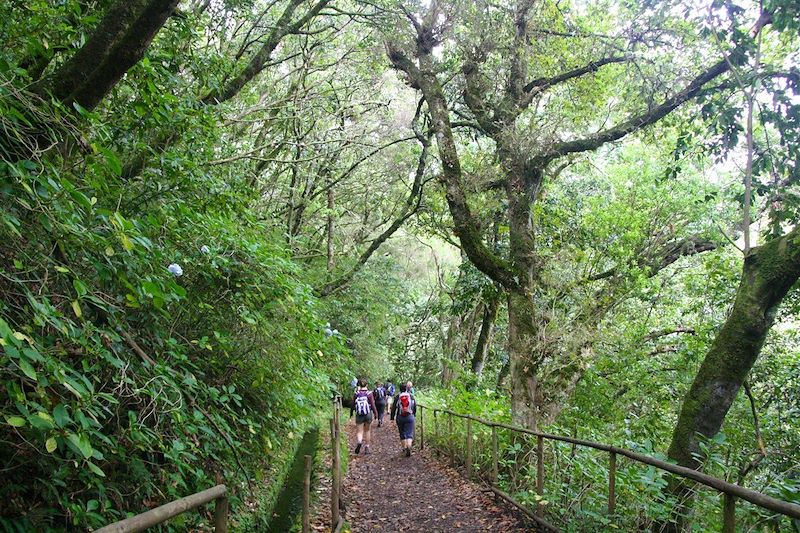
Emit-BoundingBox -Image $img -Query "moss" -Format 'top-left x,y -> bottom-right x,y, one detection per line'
232,428 -> 310,531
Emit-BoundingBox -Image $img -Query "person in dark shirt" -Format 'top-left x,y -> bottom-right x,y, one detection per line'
390,383 -> 417,457
351,378 -> 378,455
373,381 -> 387,427
385,379 -> 395,411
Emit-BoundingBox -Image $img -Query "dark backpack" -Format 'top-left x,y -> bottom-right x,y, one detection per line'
355,390 -> 370,416
387,383 -> 396,396
374,386 -> 386,400
398,392 -> 413,416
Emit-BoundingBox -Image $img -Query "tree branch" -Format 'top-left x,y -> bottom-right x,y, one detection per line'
643,327 -> 696,342
202,0 -> 331,104
585,236 -> 717,282
386,40 -> 520,292
318,127 -> 431,297
534,12 -> 772,165
522,55 -> 629,94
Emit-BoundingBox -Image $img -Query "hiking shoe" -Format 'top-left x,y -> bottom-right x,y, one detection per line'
354,442 -> 362,455
364,446 -> 370,455
405,447 -> 411,457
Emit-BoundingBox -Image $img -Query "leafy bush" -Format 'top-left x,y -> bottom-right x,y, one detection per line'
0,79 -> 351,530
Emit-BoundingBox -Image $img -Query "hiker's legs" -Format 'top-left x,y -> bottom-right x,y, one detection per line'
364,419 -> 372,445
397,415 -> 415,453
356,422 -> 364,443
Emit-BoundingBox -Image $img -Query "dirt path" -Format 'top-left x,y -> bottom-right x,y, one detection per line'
340,417 -> 528,532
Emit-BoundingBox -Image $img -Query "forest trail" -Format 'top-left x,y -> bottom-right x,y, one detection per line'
339,418 -> 529,532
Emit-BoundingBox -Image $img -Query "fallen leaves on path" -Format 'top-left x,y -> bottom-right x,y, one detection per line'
338,418 -> 529,532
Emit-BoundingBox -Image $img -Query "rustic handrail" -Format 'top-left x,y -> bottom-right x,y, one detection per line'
95,484 -> 228,533
419,404 -> 800,527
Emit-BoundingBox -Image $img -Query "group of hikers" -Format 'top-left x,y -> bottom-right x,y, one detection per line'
350,379 -> 416,457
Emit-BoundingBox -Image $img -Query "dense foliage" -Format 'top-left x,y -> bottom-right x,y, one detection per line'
0,0 -> 798,530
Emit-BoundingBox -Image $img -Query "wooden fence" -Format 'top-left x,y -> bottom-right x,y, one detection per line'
330,396 -> 345,533
96,400 -> 343,533
94,484 -> 228,533
418,404 -> 800,532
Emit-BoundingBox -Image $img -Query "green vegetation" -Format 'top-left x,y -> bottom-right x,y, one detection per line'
1,0 -> 798,530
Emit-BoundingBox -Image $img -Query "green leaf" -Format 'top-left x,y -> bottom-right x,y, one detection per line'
67,433 -> 93,459
29,412 -> 54,430
101,147 -> 122,176
87,461 -> 106,477
46,437 -> 57,453
53,404 -> 71,427
72,101 -> 90,116
6,416 -> 26,427
72,279 -> 88,297
19,359 -> 37,380
71,300 -> 83,319
21,347 -> 44,362
141,281 -> 161,297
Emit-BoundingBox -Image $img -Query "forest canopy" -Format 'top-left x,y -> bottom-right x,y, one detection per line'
0,0 -> 798,530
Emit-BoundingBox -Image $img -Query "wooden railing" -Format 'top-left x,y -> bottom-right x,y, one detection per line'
418,405 -> 800,532
95,484 -> 228,533
329,396 -> 345,533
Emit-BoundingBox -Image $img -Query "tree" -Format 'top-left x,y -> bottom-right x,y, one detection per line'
386,0 -> 766,427
660,2 -> 800,526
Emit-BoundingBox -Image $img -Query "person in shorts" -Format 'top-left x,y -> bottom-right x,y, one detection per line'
390,383 -> 417,457
351,378 -> 378,454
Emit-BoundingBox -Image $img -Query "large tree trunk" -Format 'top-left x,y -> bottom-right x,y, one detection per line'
505,152 -> 546,428
36,0 -> 180,110
5,0 -> 178,161
508,290 -> 541,429
661,225 -> 800,530
471,295 -> 499,375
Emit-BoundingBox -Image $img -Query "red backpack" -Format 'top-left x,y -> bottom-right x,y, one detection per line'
398,392 -> 413,416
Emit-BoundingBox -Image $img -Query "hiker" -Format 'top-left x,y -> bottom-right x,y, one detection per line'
350,378 -> 378,455
373,380 -> 387,427
406,380 -> 415,395
390,383 -> 416,457
385,379 -> 396,411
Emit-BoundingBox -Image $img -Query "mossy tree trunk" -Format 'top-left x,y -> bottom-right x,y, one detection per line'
35,0 -> 180,110
507,290 -> 543,428
471,295 -> 499,375
661,225 -> 800,530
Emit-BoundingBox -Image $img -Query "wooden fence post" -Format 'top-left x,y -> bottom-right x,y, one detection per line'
537,435 -> 544,518
303,455 -> 312,533
447,413 -> 454,464
608,451 -> 616,519
330,416 -> 339,532
491,425 -> 498,484
419,405 -> 424,450
433,410 -> 438,453
466,418 -> 473,478
214,495 -> 228,533
723,493 -> 736,533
